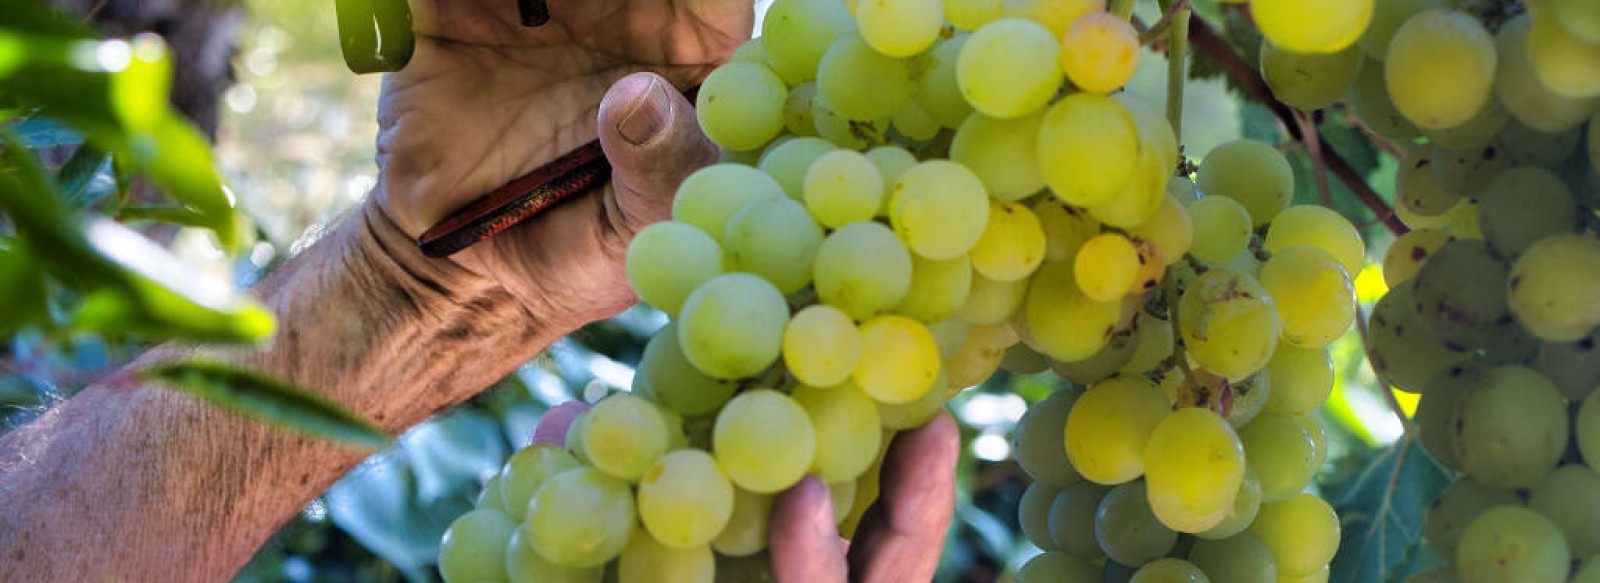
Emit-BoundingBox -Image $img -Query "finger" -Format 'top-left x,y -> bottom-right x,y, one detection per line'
846,412 -> 961,583
596,71 -> 720,237
770,476 -> 849,583
530,401 -> 589,446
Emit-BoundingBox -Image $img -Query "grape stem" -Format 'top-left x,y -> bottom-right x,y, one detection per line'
1139,0 -> 1191,45
1112,0 -> 1137,20
1187,18 -> 1410,236
1158,0 -> 1190,143
1292,109 -> 1335,209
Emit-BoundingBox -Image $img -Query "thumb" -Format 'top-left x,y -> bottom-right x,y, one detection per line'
596,72 -> 719,237
770,476 -> 848,583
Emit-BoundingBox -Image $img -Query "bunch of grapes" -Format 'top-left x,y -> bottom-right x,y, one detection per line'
425,0 -> 1400,580
1247,0 -> 1600,581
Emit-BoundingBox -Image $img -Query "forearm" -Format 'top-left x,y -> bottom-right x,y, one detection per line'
0,202 -> 557,581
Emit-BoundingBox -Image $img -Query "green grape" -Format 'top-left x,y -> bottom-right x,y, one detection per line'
1458,506 -> 1571,583
1130,558 -> 1210,583
1499,119 -> 1583,167
1281,565 -> 1330,583
1065,376 -> 1169,485
506,527 -> 605,583
500,444 -> 582,521
1051,323 -> 1138,385
526,467 -> 635,568
816,34 -> 915,121
1582,392 -> 1600,473
712,487 -> 774,557
1249,494 -> 1339,577
1258,246 -> 1355,348
758,137 -> 836,199
1020,481 -> 1064,549
617,534 -> 713,583
1495,15 -> 1600,133
783,305 -> 863,388
1382,228 -> 1452,287
1060,11 -> 1140,94
672,164 -> 785,240
564,412 -> 590,463
1262,343 -> 1333,416
1417,363 -> 1493,471
1002,342 -> 1052,374
891,161 -> 991,261
1478,167 -> 1576,260
476,475 -> 507,513
1089,143 -> 1168,230
1128,191 -> 1194,267
1048,481 -> 1112,557
854,0 -> 942,57
713,389 -> 817,494
1529,464 -> 1600,556
729,38 -> 767,64
1553,0 -> 1600,41
1186,531 -> 1277,583
1095,481 -> 1178,565
1452,366 -> 1568,489
1073,233 -> 1140,303
1025,260 -> 1122,362
1260,42 -> 1364,111
854,314 -> 942,403
913,34 -> 974,129
1422,95 -> 1508,150
761,0 -> 854,84
957,18 -> 1062,119
439,509 -> 516,583
1578,558 -> 1600,583
1144,408 -> 1247,533
969,201 -> 1047,283
1238,413 -> 1317,503
1001,0 -> 1100,37
945,323 -> 1015,389
1033,196 -> 1101,263
1017,551 -> 1100,582
1347,57 -> 1421,140
1197,470 -> 1263,540
1509,234 -> 1600,342
1425,476 -> 1523,559
1223,371 -> 1272,428
782,82 -> 819,137
636,449 -> 734,549
1251,0 -> 1373,54
864,146 -> 918,201
828,480 -> 856,525
1037,93 -> 1139,208
946,0 -> 1001,30
890,100 -> 940,141
1528,7 -> 1600,99
678,273 -> 790,379
1115,92 -> 1181,185
696,62 -> 787,151
959,271 -> 1028,325
1197,139 -> 1293,226
813,221 -> 914,321
1119,314 -> 1172,376
1013,389 -> 1086,488
1357,0 -> 1449,60
1179,268 -> 1281,381
896,254 -> 973,323
792,383 -> 882,482
626,221 -> 722,317
803,149 -> 882,229
581,393 -> 668,482
1394,144 -> 1458,217
658,408 -> 689,452
723,198 -> 824,294
1534,328 -> 1600,400
635,323 -> 738,416
1385,9 -> 1496,130
811,94 -> 888,149
1263,205 -> 1365,277
1366,281 -> 1469,392
950,111 -> 1047,202
1186,196 -> 1253,265
1431,141 -> 1511,200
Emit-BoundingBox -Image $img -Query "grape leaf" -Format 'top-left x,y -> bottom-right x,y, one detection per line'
141,359 -> 390,449
1326,436 -> 1452,583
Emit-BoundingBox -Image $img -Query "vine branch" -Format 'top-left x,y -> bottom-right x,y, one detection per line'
1187,18 -> 1409,236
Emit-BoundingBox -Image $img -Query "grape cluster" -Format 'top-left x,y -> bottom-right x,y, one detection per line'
430,0 -> 1383,580
1262,1 -> 1600,582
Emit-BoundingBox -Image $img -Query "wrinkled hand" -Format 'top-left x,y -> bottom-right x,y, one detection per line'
532,403 -> 960,583
373,0 -> 749,331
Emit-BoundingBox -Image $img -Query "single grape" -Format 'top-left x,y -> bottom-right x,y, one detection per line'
761,0 -> 854,84
1383,228 -> 1452,287
1411,239 -> 1512,350
1060,11 -> 1140,94
678,273 -> 790,379
697,62 -> 787,151
792,383 -> 882,482
1013,388 -> 1086,488
1196,470 -> 1263,541
1037,93 -> 1139,208
816,34 -> 915,121
475,475 -> 507,514
1250,494 -> 1340,577
783,304 -> 863,388
635,323 -> 738,416
626,221 -> 722,317
1347,57 -> 1421,140
1495,14 -> 1600,133
1357,0 -> 1449,60
1017,551 -> 1100,582
854,0 -> 942,57
1262,343 -> 1334,416
1020,481 -> 1063,549
616,534 -> 713,583
1394,145 -> 1460,217
1365,281 -> 1470,392
944,323 -> 1016,389
896,254 -> 973,324
782,82 -> 819,137
505,527 -> 604,583
1095,480 -> 1179,566
637,449 -> 734,549
1385,9 -> 1496,130
1263,205 -> 1365,277
1074,233 -> 1140,303
581,393 -> 668,482
854,314 -> 942,404
1431,141 -> 1511,201
1186,196 -> 1253,265
1252,0 -> 1373,54
1179,268 -> 1281,381
1451,366 -> 1568,489
968,202 -> 1048,283
712,390 -> 817,495
913,34 -> 974,128
439,509 -> 516,583
1457,506 -> 1571,583
1477,166 -> 1576,260
1186,531 -> 1277,583
1508,234 -> 1600,342
1260,42 -> 1364,111
1130,558 -> 1210,583
957,18 -> 1063,118
711,487 -> 775,557
525,467 -> 636,568
1066,375 -> 1170,485
499,444 -> 582,521
1002,342 -> 1052,375
671,164 -> 785,240
890,160 -> 991,261
1529,464 -> 1600,557
813,221 -> 913,321
1239,414 -> 1318,503
1196,140 -> 1293,226
1119,314 -> 1173,376
950,110 -> 1047,202
1144,408 -> 1247,533
759,137 -> 836,199
723,197 -> 823,294
810,94 -> 888,149
1258,246 -> 1356,348
1425,476 -> 1523,560
1528,7 -> 1600,99
1047,481 -> 1112,557
804,149 -> 883,229
1128,192 -> 1194,267
1025,260 -> 1122,362
1534,327 -> 1600,400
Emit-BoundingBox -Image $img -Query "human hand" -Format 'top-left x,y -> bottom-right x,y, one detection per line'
529,403 -> 960,583
372,0 -> 750,332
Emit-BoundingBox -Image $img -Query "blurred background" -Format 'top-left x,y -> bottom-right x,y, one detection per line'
0,0 -> 1427,581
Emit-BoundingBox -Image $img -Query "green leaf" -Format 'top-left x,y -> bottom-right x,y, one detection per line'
0,0 -> 94,39
0,240 -> 49,333
1327,436 -> 1452,583
56,144 -> 115,207
141,359 -> 390,449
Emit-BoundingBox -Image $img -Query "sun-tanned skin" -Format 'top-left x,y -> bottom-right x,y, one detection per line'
0,1 -> 957,581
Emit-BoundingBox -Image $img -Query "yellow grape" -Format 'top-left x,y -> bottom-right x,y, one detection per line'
1251,0 -> 1374,54
1528,5 -> 1600,99
1195,139 -> 1293,226
891,161 -> 991,261
712,390 -> 817,494
1179,268 -> 1282,381
783,304 -> 863,388
1129,191 -> 1195,266
635,449 -> 734,549
1065,375 -> 1171,484
1257,246 -> 1356,348
1032,196 -> 1102,263
1383,228 -> 1453,287
896,254 -> 974,323
792,383 -> 882,482
853,314 -> 942,404
1074,233 -> 1141,303
1385,8 -> 1497,130
1002,0 -> 1104,37
1263,205 -> 1366,276
1038,93 -> 1140,207
855,0 -> 943,57
1059,11 -> 1140,94
957,18 -> 1063,118
1143,407 -> 1247,533
958,271 -> 1029,325
1025,261 -> 1123,361
970,201 -> 1047,282
1187,196 -> 1253,265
